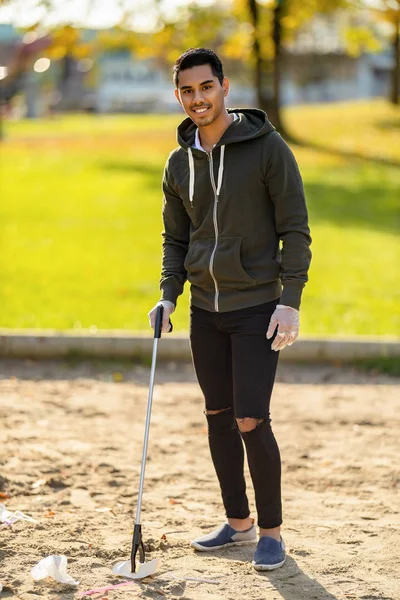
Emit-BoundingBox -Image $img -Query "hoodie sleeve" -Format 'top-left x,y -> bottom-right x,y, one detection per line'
159,156 -> 191,306
265,132 -> 312,310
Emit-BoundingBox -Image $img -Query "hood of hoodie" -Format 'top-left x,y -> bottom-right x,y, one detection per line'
177,108 -> 275,153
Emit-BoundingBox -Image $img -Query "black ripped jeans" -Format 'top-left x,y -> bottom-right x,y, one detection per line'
189,299 -> 282,529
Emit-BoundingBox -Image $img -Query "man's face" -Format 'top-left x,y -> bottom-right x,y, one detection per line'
174,64 -> 229,128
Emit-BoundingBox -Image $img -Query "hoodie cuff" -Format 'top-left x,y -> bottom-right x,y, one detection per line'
160,280 -> 181,307
279,281 -> 304,311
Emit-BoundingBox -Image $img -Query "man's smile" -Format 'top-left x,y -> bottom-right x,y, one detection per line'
192,106 -> 211,114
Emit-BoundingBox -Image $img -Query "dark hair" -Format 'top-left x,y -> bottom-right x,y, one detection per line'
173,47 -> 224,88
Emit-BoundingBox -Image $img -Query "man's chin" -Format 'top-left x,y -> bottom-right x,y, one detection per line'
194,114 -> 215,127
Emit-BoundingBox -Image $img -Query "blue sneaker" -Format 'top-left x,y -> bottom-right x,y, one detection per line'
252,536 -> 286,570
190,522 -> 257,551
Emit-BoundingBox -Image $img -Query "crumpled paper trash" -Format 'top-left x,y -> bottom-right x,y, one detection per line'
31,555 -> 79,586
112,558 -> 160,580
0,503 -> 37,525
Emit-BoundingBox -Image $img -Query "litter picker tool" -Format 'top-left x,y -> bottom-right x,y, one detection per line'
113,305 -> 172,579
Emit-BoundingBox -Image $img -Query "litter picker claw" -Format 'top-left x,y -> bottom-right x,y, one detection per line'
129,304 -> 172,575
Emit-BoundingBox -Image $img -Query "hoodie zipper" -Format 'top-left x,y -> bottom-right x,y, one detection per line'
208,151 -> 220,312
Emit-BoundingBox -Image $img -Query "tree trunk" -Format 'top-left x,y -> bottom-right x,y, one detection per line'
247,0 -> 289,138
248,0 -> 263,106
390,7 -> 399,105
25,72 -> 39,118
271,0 -> 287,134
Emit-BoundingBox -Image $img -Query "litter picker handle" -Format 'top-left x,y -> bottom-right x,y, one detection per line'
154,305 -> 173,338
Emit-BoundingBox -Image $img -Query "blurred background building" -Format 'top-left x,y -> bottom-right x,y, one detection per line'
0,1 -> 398,118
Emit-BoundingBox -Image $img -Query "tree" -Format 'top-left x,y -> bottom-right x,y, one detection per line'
341,1 -> 399,105
247,0 -> 286,133
140,3 -> 234,67
242,0 -> 360,135
371,0 -> 400,104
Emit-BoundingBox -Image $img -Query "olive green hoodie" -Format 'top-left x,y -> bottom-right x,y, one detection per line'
159,108 -> 311,312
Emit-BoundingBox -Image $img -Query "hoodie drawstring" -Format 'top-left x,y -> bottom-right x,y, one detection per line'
187,145 -> 225,208
216,145 -> 225,197
188,147 -> 195,209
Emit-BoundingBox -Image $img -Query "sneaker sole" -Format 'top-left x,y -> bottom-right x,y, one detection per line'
252,556 -> 286,571
191,539 -> 257,552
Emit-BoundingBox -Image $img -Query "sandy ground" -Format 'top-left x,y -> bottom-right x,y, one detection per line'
0,358 -> 399,600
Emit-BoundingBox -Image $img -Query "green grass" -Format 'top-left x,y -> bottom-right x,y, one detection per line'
1,99 -> 399,334
352,357 -> 400,377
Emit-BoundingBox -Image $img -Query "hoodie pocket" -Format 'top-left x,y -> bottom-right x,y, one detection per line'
213,237 -> 256,290
184,238 -> 215,289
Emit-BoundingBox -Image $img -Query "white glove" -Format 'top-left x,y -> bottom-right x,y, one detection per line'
148,300 -> 175,334
266,304 -> 299,352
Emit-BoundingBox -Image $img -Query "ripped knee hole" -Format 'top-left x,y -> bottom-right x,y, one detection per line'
235,417 -> 265,432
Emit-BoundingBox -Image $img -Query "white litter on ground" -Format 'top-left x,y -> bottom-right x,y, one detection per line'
0,504 -> 37,526
31,555 -> 79,586
112,558 -> 160,579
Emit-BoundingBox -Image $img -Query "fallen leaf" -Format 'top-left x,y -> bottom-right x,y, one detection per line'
112,372 -> 124,383
160,534 -> 167,541
45,510 -> 56,517
0,492 -> 10,500
169,498 -> 177,505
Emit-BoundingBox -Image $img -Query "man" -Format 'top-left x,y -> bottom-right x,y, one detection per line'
148,47 -> 311,571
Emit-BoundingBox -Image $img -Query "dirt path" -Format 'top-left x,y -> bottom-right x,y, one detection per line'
0,358 -> 399,600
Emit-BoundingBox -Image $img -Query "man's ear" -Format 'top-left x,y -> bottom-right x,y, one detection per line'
174,89 -> 182,106
223,77 -> 230,98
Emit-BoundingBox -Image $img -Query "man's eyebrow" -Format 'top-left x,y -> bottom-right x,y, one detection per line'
179,79 -> 214,90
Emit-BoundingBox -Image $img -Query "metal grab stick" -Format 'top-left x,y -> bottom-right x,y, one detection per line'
130,305 -> 172,573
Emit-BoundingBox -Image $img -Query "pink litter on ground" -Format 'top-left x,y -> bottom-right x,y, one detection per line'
77,581 -> 139,596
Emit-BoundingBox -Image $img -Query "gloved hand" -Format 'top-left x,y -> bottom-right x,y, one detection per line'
266,304 -> 300,351
148,300 -> 175,334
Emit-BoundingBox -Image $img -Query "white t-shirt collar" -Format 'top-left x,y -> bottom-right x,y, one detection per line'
193,112 -> 238,152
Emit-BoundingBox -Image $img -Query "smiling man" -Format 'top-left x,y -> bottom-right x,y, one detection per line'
148,48 -> 312,571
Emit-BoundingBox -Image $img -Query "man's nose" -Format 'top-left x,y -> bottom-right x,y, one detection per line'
193,89 -> 205,104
